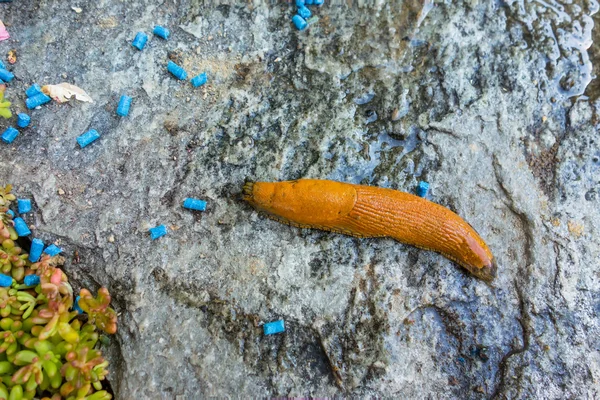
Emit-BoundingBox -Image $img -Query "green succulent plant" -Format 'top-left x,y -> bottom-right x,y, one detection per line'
0,85 -> 11,119
0,185 -> 117,400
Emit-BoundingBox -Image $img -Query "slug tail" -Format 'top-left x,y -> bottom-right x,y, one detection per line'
478,258 -> 497,282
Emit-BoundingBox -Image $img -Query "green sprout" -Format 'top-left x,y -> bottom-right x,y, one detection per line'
77,289 -> 116,335
0,85 -> 12,119
0,185 -> 117,400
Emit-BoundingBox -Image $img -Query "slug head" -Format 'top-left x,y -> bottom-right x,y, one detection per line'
242,180 -> 270,208
243,179 -> 356,225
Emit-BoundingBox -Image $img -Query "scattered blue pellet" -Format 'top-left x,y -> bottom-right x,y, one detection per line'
292,15 -> 307,30
43,244 -> 63,256
25,84 -> 42,98
73,295 -> 84,314
6,210 -> 14,218
0,69 -> 14,83
149,225 -> 168,240
190,72 -> 207,88
1,127 -> 18,144
116,95 -> 132,117
0,274 -> 12,288
77,129 -> 100,148
297,5 -> 311,19
17,113 -> 31,128
263,320 -> 285,335
29,238 -> 44,262
167,61 -> 187,80
132,32 -> 148,50
183,198 -> 207,212
13,218 -> 30,237
313,0 -> 324,5
17,199 -> 31,214
153,25 -> 170,40
417,181 -> 429,198
24,275 -> 40,286
25,93 -> 51,109
457,356 -> 466,363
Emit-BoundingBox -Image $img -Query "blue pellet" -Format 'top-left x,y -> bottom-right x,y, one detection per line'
190,72 -> 207,87
1,127 -> 18,144
116,95 -> 132,117
13,218 -> 30,237
417,181 -> 429,198
17,113 -> 31,128
297,5 -> 311,19
313,0 -> 324,5
77,129 -> 100,148
73,295 -> 84,314
292,15 -> 307,30
263,320 -> 285,335
29,238 -> 44,262
132,32 -> 148,50
6,210 -> 14,218
43,244 -> 62,256
183,198 -> 207,212
0,69 -> 14,83
296,0 -> 305,5
149,225 -> 168,240
24,275 -> 40,286
17,199 -> 31,214
25,84 -> 42,98
167,61 -> 187,80
153,25 -> 170,40
0,274 -> 12,288
26,93 -> 51,109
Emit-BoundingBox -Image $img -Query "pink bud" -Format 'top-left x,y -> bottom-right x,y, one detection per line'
50,269 -> 62,285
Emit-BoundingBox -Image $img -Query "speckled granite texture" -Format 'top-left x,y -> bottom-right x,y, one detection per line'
0,0 -> 599,398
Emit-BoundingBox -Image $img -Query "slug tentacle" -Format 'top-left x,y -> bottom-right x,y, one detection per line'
242,180 -> 255,200
244,179 -> 496,282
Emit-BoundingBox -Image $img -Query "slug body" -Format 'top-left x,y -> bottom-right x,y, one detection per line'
243,179 -> 496,282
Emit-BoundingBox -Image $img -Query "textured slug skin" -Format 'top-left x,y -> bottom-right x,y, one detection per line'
243,179 -> 496,282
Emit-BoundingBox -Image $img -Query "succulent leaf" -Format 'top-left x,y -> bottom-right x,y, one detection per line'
0,202 -> 116,399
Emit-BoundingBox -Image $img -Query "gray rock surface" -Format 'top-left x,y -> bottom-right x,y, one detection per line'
0,0 -> 599,398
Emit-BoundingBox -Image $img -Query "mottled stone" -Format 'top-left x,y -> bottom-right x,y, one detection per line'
0,0 -> 598,398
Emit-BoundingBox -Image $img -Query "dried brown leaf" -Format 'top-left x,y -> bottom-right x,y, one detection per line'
42,83 -> 93,103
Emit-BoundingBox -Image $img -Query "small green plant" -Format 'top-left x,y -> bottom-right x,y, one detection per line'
0,185 -> 117,400
0,86 -> 12,119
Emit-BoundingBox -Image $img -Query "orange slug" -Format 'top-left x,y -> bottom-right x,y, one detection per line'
243,179 -> 496,282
